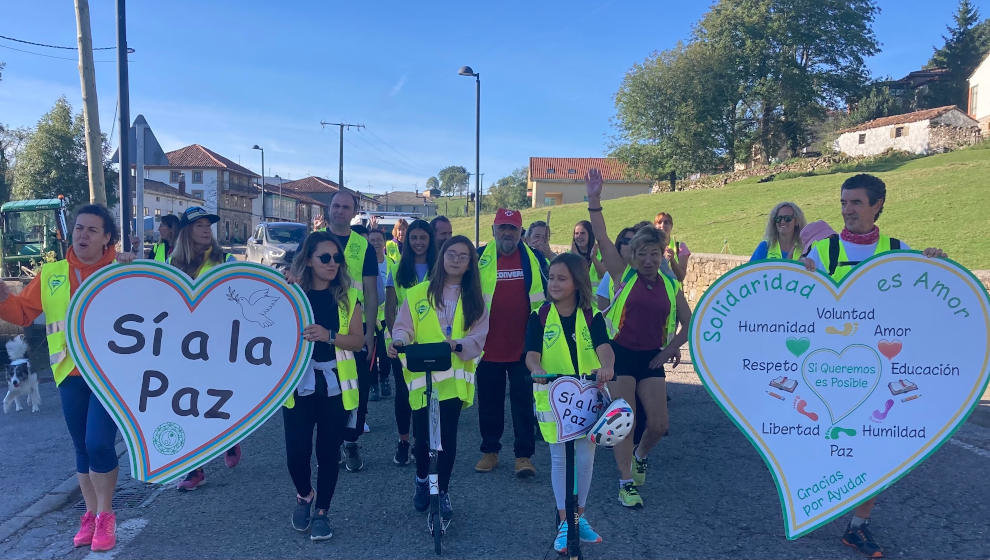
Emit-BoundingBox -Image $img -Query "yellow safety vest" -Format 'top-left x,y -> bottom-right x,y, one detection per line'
766,241 -> 798,261
40,260 -> 74,386
532,304 -> 601,443
318,228 -> 369,289
668,238 -> 680,265
814,234 -> 894,282
478,242 -> 545,312
152,241 -> 167,262
401,282 -> 476,411
385,239 -> 401,263
605,269 -> 678,346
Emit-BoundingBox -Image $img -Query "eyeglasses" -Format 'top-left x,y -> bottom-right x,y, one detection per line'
444,251 -> 471,263
774,215 -> 794,224
316,252 -> 345,264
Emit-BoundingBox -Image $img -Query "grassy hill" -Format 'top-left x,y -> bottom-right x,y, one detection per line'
450,145 -> 990,270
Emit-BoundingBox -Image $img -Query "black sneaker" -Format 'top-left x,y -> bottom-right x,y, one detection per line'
393,440 -> 411,466
369,383 -> 380,402
439,491 -> 453,521
291,496 -> 312,532
310,513 -> 333,541
343,442 -> 364,472
841,521 -> 884,558
413,478 -> 430,512
381,377 -> 392,398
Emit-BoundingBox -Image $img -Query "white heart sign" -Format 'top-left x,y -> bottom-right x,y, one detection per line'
548,377 -> 606,442
690,252 -> 989,539
66,261 -> 313,483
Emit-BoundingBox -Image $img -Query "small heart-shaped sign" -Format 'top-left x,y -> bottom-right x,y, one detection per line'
548,377 -> 605,442
66,261 -> 312,484
690,253 -> 989,539
786,337 -> 811,357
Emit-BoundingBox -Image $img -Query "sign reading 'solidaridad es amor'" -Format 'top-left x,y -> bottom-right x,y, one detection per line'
690,252 -> 989,539
65,261 -> 313,484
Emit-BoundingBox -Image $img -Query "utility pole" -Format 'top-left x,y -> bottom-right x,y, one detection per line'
319,121 -> 364,189
74,0 -> 106,205
116,0 -> 132,251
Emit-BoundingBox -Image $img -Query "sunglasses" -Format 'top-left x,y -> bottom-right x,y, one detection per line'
774,215 -> 794,224
316,252 -> 345,264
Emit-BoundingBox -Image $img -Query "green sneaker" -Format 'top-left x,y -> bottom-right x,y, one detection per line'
618,482 -> 643,508
631,453 -> 648,486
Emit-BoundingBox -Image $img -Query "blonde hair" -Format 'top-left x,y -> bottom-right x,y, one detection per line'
763,202 -> 807,254
169,223 -> 224,279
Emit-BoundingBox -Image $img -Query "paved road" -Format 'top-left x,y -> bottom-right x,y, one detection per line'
1,361 -> 988,559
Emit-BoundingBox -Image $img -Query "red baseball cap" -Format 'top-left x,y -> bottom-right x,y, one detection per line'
493,208 -> 522,228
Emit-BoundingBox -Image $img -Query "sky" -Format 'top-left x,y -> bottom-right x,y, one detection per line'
1,0 -> 986,195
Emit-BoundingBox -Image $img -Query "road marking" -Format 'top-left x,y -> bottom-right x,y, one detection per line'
82,518 -> 147,560
950,438 -> 990,459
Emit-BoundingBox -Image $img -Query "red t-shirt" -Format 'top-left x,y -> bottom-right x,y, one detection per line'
483,249 -> 530,362
613,276 -> 670,351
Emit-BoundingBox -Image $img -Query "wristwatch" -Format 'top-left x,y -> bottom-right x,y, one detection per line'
453,342 -> 463,353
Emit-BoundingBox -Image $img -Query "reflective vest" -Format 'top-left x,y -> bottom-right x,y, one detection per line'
766,241 -> 796,261
668,238 -> 680,265
40,260 -> 74,386
478,241 -> 545,312
284,288 -> 361,410
532,304 -> 601,443
318,228 -> 369,289
152,241 -> 168,262
401,282 -> 476,411
813,234 -> 898,282
385,239 -> 401,263
604,268 -> 678,346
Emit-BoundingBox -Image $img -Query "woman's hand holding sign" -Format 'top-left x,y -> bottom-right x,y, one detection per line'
302,324 -> 333,343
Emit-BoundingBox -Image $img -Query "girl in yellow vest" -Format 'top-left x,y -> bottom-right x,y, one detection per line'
0,204 -> 136,552
586,170 -> 692,508
284,231 -> 365,540
166,207 -> 241,491
749,202 -> 808,262
525,253 -> 614,554
386,218 -> 408,263
653,212 -> 690,282
384,219 -> 437,466
571,220 -> 605,297
387,235 -> 489,522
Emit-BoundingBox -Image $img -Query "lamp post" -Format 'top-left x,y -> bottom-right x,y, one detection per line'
459,65 -> 480,246
252,145 -> 264,222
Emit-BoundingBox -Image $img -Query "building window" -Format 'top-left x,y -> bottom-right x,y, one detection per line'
543,197 -> 557,206
567,169 -> 576,174
155,196 -> 160,202
170,171 -> 180,183
970,85 -> 978,116
154,208 -> 161,216
546,168 -> 555,174
858,133 -> 866,144
192,189 -> 204,200
144,207 -> 149,216
192,171 -> 203,184
132,205 -> 136,215
894,127 -> 904,138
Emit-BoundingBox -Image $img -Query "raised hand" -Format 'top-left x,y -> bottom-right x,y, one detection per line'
585,168 -> 603,199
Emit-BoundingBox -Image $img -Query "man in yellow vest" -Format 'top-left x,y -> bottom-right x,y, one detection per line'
150,214 -> 179,262
474,208 -> 549,478
801,173 -> 945,558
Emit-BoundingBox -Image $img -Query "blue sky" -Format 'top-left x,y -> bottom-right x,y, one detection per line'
1,1 -> 986,194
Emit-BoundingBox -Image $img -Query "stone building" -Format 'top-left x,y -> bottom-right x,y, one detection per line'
833,106 -> 981,157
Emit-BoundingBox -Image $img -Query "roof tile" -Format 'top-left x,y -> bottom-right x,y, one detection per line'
164,144 -> 258,177
837,105 -> 969,134
528,157 -> 632,181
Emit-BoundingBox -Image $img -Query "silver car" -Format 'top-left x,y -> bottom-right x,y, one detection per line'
246,222 -> 306,271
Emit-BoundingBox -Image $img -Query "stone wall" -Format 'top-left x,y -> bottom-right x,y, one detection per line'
928,124 -> 983,153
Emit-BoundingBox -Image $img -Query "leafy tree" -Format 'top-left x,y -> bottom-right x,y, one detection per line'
844,85 -> 909,127
425,176 -> 439,192
924,0 -> 990,108
485,167 -> 529,211
436,165 -> 468,197
12,97 -> 116,208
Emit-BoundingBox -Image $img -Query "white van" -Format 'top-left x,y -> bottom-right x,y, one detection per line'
351,211 -> 423,238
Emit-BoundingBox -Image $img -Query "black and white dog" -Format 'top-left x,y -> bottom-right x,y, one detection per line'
4,335 -> 40,413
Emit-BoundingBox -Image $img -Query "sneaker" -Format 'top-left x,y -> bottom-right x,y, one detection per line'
393,439 -> 411,466
363,422 -> 371,433
224,444 -> 242,468
72,511 -> 96,547
292,495 -> 312,532
381,377 -> 392,398
514,457 -> 536,478
618,481 -> 643,508
413,478 -> 430,512
631,452 -> 648,486
553,521 -> 568,555
841,521 -> 884,558
578,516 -> 602,544
369,383 -> 380,402
343,442 -> 364,472
439,491 -> 453,521
474,452 -> 498,473
90,511 -> 116,552
310,513 -> 333,541
176,468 -> 205,491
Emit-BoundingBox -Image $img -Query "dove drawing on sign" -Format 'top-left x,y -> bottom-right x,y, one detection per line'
226,286 -> 278,327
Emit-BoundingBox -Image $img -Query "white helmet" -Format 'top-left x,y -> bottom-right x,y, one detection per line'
588,398 -> 633,447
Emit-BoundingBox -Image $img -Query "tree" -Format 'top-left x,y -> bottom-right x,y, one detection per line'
425,176 -> 439,192
436,165 -> 469,197
12,97 -> 116,208
485,168 -> 529,211
844,85 -> 908,127
925,0 -> 990,108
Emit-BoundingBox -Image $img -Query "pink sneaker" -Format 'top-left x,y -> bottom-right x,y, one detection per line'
72,511 -> 96,547
176,468 -> 205,491
224,444 -> 242,468
90,511 -> 116,552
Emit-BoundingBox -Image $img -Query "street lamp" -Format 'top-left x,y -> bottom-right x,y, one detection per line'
252,145 -> 264,222
459,65 -> 480,246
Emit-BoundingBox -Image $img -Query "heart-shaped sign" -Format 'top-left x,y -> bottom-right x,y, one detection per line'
877,340 -> 903,360
548,377 -> 605,442
65,261 -> 312,484
690,253 -> 989,539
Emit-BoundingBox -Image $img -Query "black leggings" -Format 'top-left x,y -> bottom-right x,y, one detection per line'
412,398 -> 462,493
283,373 -> 348,511
392,358 -> 412,436
343,350 -> 371,443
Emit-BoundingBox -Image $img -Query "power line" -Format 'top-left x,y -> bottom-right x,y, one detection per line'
0,33 -> 116,50
0,43 -> 116,62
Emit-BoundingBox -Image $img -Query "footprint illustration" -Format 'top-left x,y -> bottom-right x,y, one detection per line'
825,322 -> 859,336
794,398 -> 819,422
871,399 -> 894,421
827,426 -> 857,439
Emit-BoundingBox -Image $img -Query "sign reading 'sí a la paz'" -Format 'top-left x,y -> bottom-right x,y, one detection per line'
689,252 -> 989,539
65,261 -> 313,484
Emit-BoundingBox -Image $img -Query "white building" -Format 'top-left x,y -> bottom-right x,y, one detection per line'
834,106 -> 980,157
968,51 -> 990,135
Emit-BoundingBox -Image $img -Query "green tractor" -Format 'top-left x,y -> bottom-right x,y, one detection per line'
0,197 -> 69,280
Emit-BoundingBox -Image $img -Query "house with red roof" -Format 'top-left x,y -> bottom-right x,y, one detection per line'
280,176 -> 377,214
834,106 -> 980,157
527,157 -> 652,208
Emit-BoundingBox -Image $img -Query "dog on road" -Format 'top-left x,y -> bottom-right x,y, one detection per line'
4,335 -> 40,413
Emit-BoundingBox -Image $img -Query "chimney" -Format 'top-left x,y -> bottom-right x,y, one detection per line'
178,173 -> 186,195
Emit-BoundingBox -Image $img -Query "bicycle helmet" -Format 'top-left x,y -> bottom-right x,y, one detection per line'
588,398 -> 633,447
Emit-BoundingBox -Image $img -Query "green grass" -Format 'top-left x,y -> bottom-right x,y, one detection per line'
450,147 -> 990,270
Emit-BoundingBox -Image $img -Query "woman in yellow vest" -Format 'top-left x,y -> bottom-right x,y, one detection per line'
586,169 -> 692,509
525,253 -> 614,554
0,204 -> 136,552
283,231 -> 364,540
653,212 -> 690,282
385,218 -> 408,263
384,219 -> 437,466
387,235 -> 489,522
166,207 -> 241,491
749,202 -> 808,262
571,220 -> 605,298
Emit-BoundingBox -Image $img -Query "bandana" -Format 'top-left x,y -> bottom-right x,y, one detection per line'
840,226 -> 879,245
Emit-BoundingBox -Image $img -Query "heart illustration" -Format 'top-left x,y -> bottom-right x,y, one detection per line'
689,253 -> 989,539
786,337 -> 811,357
877,340 -> 903,360
65,261 -> 312,484
548,377 -> 605,442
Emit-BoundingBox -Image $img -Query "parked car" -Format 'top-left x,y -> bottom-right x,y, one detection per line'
245,222 -> 306,271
